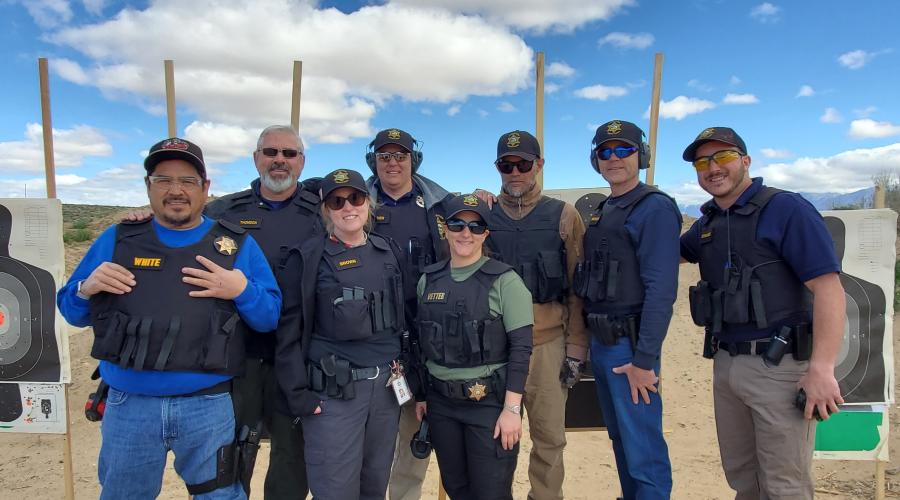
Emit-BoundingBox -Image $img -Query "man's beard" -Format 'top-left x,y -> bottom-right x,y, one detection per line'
261,165 -> 298,193
501,179 -> 536,198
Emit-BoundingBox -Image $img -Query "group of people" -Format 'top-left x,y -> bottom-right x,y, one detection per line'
57,119 -> 845,500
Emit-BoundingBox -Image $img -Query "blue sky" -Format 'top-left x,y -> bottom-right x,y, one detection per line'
1,0 -> 898,207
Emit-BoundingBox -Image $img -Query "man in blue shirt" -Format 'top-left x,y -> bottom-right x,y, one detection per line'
58,137 -> 281,499
576,120 -> 681,499
680,127 -> 845,499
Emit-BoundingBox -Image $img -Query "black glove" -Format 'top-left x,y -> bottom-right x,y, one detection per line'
559,356 -> 586,389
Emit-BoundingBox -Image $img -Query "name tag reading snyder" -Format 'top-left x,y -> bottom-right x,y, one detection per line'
131,256 -> 164,270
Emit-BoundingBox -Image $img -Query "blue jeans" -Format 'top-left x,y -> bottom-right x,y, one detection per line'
98,387 -> 245,500
591,336 -> 672,500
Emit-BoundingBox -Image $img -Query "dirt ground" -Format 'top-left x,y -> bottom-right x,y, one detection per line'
1,230 -> 898,499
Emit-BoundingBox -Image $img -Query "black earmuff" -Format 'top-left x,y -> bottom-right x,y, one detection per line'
589,132 -> 651,171
410,418 -> 432,459
366,140 -> 424,175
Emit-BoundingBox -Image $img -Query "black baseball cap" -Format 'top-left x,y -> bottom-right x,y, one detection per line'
443,193 -> 491,225
144,137 -> 206,178
592,120 -> 644,150
320,168 -> 368,200
496,130 -> 541,162
682,127 -> 747,161
371,128 -> 416,152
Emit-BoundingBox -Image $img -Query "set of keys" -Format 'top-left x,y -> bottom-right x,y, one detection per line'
386,360 -> 412,405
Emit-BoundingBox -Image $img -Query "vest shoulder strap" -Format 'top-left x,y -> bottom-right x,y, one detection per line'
216,219 -> 247,236
115,219 -> 152,241
295,188 -> 320,213
423,259 -> 449,274
478,258 -> 512,276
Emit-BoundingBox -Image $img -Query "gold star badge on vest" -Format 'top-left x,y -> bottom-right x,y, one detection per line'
215,235 -> 238,256
468,382 -> 487,401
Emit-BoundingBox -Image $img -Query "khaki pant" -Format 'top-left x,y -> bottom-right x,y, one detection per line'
524,335 -> 568,500
389,402 -> 431,500
713,350 -> 816,500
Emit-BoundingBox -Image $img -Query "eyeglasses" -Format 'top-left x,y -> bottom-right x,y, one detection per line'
445,218 -> 487,235
147,175 -> 204,191
375,152 -> 410,162
692,150 -> 743,171
259,147 -> 302,158
595,145 -> 638,161
324,191 -> 368,210
495,159 -> 534,174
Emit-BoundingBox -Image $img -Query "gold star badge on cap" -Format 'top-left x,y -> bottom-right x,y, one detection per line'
506,132 -> 521,148
606,121 -> 623,135
333,169 -> 350,184
468,382 -> 487,401
699,128 -> 715,139
463,194 -> 479,207
387,129 -> 402,140
215,236 -> 238,256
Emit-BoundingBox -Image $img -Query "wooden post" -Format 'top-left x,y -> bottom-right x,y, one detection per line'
646,53 -> 664,186
38,58 -> 57,199
876,460 -> 886,500
874,183 -> 886,209
535,52 -> 545,190
164,60 -> 177,137
291,60 -> 302,133
62,385 -> 75,500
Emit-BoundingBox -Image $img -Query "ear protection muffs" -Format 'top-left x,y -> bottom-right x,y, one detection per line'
410,418 -> 432,459
366,139 -> 424,175
590,132 -> 651,171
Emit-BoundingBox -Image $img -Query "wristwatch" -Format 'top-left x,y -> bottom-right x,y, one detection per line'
503,404 -> 521,415
76,280 -> 90,300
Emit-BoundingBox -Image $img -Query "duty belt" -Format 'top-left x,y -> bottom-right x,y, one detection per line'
427,370 -> 504,403
716,339 -> 771,356
308,356 -> 390,400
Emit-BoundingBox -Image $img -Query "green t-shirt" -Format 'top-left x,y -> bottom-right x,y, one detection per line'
417,256 -> 534,381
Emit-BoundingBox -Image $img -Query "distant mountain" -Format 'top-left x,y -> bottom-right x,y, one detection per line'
678,187 -> 875,217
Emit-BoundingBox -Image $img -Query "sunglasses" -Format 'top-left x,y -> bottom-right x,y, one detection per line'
595,145 -> 638,161
375,152 -> 410,162
324,191 -> 368,210
259,147 -> 302,158
495,159 -> 535,174
692,150 -> 743,171
445,218 -> 487,235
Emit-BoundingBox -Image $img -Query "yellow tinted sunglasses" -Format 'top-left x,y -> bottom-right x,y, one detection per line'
692,150 -> 743,171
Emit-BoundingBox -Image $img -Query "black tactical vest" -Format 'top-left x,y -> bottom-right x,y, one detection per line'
374,197 -> 435,286
487,197 -> 567,303
417,259 -> 511,368
88,220 -> 249,376
575,184 -> 676,316
689,186 -> 813,340
312,234 -> 405,343
206,180 -> 322,273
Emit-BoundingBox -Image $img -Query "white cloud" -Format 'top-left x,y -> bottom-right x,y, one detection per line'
750,3 -> 781,23
544,82 -> 561,94
497,101 -> 517,112
760,148 -> 793,159
722,93 -> 759,105
729,75 -> 742,85
546,61 -> 575,78
665,182 -> 712,207
48,0 -> 534,144
796,85 -> 815,97
597,31 -> 654,49
182,122 -> 260,165
687,79 -> 713,92
421,108 -> 433,116
0,165 -> 147,206
52,58 -> 91,84
757,143 -> 900,193
477,109 -> 489,118
837,49 -> 874,69
574,84 -> 628,101
447,104 -> 461,116
390,0 -> 635,34
82,0 -> 106,16
19,0 -> 73,29
853,106 -> 878,118
821,107 -> 842,124
0,123 -> 113,174
646,96 -> 715,121
848,119 -> 900,139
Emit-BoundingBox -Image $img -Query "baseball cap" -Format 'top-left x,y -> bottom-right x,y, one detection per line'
371,128 -> 416,152
682,127 -> 747,161
592,120 -> 644,149
443,193 -> 491,225
496,130 -> 541,162
144,137 -> 206,178
320,168 -> 368,200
